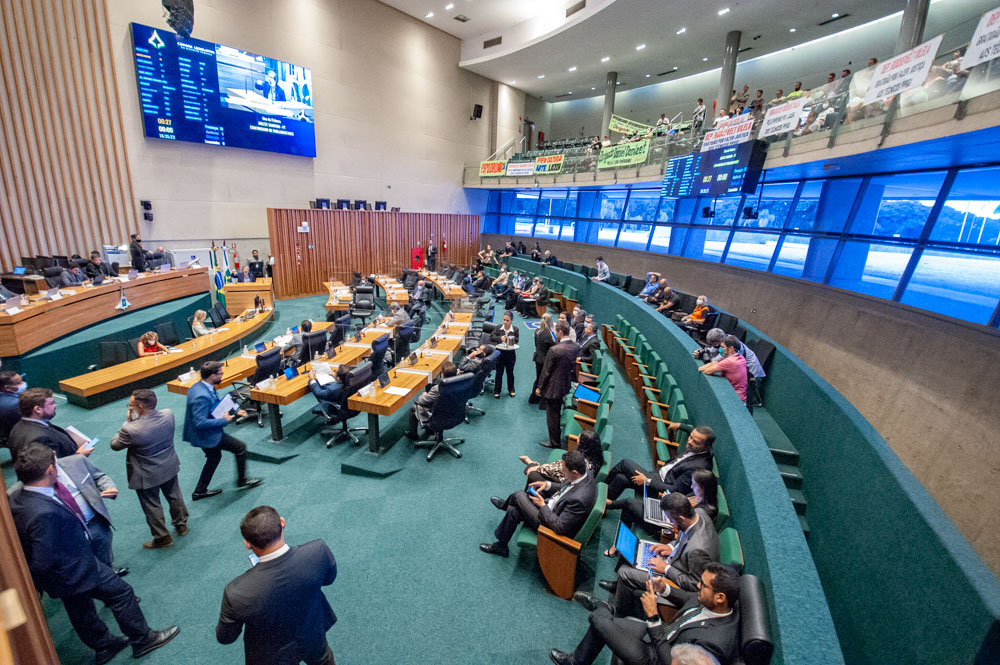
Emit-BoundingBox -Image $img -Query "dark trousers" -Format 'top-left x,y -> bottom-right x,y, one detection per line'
304,641 -> 336,665
62,561 -> 152,651
135,475 -> 189,539
493,490 -> 541,548
610,497 -> 649,534
606,458 -> 652,502
194,433 -> 247,493
615,563 -> 693,615
528,361 -> 544,403
570,606 -> 665,665
87,517 -> 114,567
543,397 -> 564,448
494,350 -> 516,395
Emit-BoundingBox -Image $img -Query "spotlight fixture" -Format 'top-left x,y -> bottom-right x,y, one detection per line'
601,56 -> 610,62
636,43 -> 646,50
537,74 -> 545,78
591,86 -> 596,90
831,13 -> 839,18
718,7 -> 730,15
445,2 -> 454,9
568,66 -> 577,72
676,27 -> 686,35
702,57 -> 709,61
425,11 -> 434,18
789,28 -> 796,32
645,74 -> 651,78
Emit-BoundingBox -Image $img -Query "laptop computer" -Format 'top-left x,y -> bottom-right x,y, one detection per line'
12,266 -> 25,275
643,483 -> 672,528
92,273 -> 105,286
254,342 -> 266,353
283,366 -> 299,380
377,372 -> 390,389
615,520 -> 660,572
573,383 -> 601,402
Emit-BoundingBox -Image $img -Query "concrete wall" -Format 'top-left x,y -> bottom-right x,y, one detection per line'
523,95 -> 552,146
496,83 -> 526,153
483,233 -> 1000,576
108,0 -> 498,244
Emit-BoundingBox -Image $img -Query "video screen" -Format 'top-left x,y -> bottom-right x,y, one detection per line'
661,140 -> 767,198
130,23 -> 316,157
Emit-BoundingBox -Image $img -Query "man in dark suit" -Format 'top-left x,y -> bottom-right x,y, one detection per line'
8,444 -> 178,664
405,361 -> 457,439
577,321 -> 601,364
85,251 -> 115,279
604,424 -> 715,500
0,370 -> 24,444
8,387 -> 93,461
248,249 -> 265,279
183,361 -> 263,501
480,449 -> 597,557
217,506 -> 338,664
536,321 -> 580,449
549,563 -> 741,665
110,389 -> 188,549
307,365 -> 351,412
233,266 -> 256,283
458,344 -> 494,374
129,233 -> 147,272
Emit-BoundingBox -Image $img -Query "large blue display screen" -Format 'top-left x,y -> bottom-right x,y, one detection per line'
129,23 -> 316,157
661,140 -> 767,198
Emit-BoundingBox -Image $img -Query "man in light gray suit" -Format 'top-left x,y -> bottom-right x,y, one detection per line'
111,389 -> 188,549
7,452 -> 128,576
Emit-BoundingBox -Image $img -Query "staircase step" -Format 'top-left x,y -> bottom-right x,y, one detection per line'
788,488 -> 807,516
777,463 -> 803,490
753,408 -> 800,466
799,513 -> 811,542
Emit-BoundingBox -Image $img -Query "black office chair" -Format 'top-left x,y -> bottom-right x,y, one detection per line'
326,314 -> 351,352
52,255 -> 70,268
745,338 -> 776,409
403,271 -> 418,290
368,333 -> 390,377
1,277 -> 24,295
466,349 -> 499,421
738,574 -> 774,665
127,337 -> 143,358
35,256 -> 55,269
212,302 -> 231,323
42,266 -> 63,288
350,286 -> 375,325
317,361 -> 373,447
297,330 -> 328,366
393,321 -> 417,364
87,341 -> 131,370
187,316 -> 199,338
231,348 -> 283,427
350,272 -> 362,288
415,372 -> 475,461
207,307 -> 226,328
156,320 -> 182,346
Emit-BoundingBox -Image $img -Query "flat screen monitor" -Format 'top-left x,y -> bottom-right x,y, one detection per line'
353,200 -> 367,210
315,198 -> 330,209
375,201 -> 387,211
336,199 -> 351,210
661,140 -> 767,198
12,266 -> 25,275
129,22 -> 316,157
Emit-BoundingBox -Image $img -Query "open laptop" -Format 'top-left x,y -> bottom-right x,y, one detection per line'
643,483 -> 672,528
615,520 -> 660,572
12,266 -> 25,276
92,273 -> 105,286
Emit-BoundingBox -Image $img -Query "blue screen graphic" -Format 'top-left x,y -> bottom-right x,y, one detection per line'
129,23 -> 316,157
661,140 -> 767,198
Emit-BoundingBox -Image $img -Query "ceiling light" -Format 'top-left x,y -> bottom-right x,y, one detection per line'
537,74 -> 545,78
789,28 -> 796,33
568,91 -> 573,94
718,7 -> 730,16
672,66 -> 678,70
601,56 -> 610,62
645,74 -> 651,78
509,80 -> 516,85
568,66 -> 577,72
702,57 -> 709,61
425,11 -> 434,18
676,27 -> 686,35
616,81 -> 621,84
444,2 -> 454,9
636,43 -> 646,50
591,86 -> 596,90
831,13 -> 839,18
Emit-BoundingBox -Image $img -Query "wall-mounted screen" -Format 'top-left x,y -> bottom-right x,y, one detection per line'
661,140 -> 767,198
130,22 -> 316,157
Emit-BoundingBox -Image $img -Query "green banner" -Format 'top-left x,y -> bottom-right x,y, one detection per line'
597,140 -> 650,169
608,113 -> 652,135
534,154 -> 564,174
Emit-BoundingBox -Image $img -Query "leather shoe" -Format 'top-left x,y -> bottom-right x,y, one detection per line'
403,430 -> 419,440
490,496 -> 506,510
132,626 -> 179,658
237,477 -> 263,489
573,591 -> 613,614
598,579 -> 617,593
95,637 -> 128,665
539,439 -> 557,449
175,525 -> 189,537
479,542 -> 509,558
549,648 -> 575,665
143,536 -> 173,549
113,567 -> 129,577
191,489 -> 222,501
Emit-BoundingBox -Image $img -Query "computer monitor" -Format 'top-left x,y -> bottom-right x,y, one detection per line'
353,199 -> 367,210
12,266 -> 25,275
336,199 -> 351,210
374,201 -> 387,211
315,198 -> 331,209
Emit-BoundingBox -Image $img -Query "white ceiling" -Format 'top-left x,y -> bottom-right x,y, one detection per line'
379,0 -> 548,41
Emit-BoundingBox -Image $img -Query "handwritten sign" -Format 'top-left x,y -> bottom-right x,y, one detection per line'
758,98 -> 809,138
478,160 -> 507,177
963,6 -> 1000,69
505,161 -> 535,176
700,117 -> 755,152
534,154 -> 564,174
608,113 -> 652,135
863,35 -> 943,105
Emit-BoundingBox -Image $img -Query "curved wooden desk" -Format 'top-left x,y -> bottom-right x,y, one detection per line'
220,278 -> 274,316
419,271 -> 466,300
0,267 -> 211,357
59,308 -> 274,407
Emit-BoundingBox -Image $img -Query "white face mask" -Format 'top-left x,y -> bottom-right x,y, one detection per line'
15,382 -> 27,394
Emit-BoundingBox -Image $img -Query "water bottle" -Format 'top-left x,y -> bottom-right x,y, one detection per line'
244,345 -> 248,355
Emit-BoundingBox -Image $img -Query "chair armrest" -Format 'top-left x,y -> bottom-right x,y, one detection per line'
654,436 -> 679,453
643,386 -> 661,395
650,416 -> 672,425
647,401 -> 671,412
573,414 -> 597,427
578,372 -> 598,381
536,526 -> 582,553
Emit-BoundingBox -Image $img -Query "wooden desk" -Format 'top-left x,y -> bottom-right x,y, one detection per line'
59,307 -> 273,407
0,268 -> 210,357
419,271 -> 467,300
221,278 -> 273,316
373,275 -> 409,306
323,281 -> 352,312
165,321 -> 334,396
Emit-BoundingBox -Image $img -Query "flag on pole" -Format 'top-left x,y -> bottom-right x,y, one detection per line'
222,240 -> 232,283
210,241 -> 224,290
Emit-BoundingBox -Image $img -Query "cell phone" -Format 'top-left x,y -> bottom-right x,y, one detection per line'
408,352 -> 418,365
248,552 -> 259,567
647,567 -> 654,580
528,486 -> 539,497
83,437 -> 99,451
377,372 -> 390,388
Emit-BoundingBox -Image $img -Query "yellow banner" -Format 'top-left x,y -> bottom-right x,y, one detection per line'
597,141 -> 650,169
479,160 -> 507,177
608,113 -> 652,135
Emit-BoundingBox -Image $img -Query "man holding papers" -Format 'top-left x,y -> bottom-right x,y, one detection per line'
8,388 -> 96,461
183,361 -> 262,501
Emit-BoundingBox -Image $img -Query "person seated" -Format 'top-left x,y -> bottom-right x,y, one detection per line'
479,449 -> 597,558
543,250 -> 558,265
605,423 -> 715,503
697,335 -> 748,403
410,279 -> 428,303
689,469 -> 719,523
471,270 -> 490,293
589,136 -> 602,152
0,371 -> 25,445
404,361 -> 457,439
383,302 -> 410,328
549,563 -> 740,665
577,321 -> 600,364
458,344 -> 494,374
307,365 -> 352,412
490,267 -> 510,298
694,330 -> 764,381
515,277 -> 541,316
519,428 -> 603,486
571,308 -> 588,341
233,266 -> 255,283
280,319 -> 313,364
674,295 -> 710,328
637,272 -> 662,299
60,266 -> 86,287
137,331 -> 168,357
85,251 -> 114,279
653,284 -> 681,314
191,309 -> 212,337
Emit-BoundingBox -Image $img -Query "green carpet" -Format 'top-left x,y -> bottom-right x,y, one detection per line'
1,294 -> 650,665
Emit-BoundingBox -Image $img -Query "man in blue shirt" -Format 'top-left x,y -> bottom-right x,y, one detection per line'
183,361 -> 262,501
637,272 -> 662,299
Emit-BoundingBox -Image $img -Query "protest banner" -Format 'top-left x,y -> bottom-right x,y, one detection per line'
479,160 -> 507,177
700,117 -> 755,152
863,35 -> 944,105
505,161 -> 535,176
962,6 -> 1000,69
758,98 -> 809,138
534,154 -> 564,174
608,114 -> 652,135
597,141 -> 650,169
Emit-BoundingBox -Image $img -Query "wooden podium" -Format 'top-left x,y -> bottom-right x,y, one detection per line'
221,278 -> 273,316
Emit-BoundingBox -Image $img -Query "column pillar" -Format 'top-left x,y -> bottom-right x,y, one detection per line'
601,71 -> 617,140
715,31 -> 741,117
895,0 -> 929,53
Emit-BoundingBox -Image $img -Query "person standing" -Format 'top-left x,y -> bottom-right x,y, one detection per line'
529,313 -> 557,405
490,310 -> 519,398
110,389 -> 189,549
183,361 -> 262,501
217,506 -> 338,665
129,233 -> 147,272
693,98 -> 707,135
8,443 -> 179,665
536,321 -> 580,449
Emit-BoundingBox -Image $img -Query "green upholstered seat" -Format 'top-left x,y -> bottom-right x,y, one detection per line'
715,486 -> 730,531
719,527 -> 744,571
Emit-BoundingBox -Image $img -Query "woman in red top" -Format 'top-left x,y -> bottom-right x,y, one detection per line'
137,331 -> 168,357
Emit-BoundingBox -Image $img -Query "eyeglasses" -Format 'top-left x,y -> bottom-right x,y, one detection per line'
698,579 -> 718,594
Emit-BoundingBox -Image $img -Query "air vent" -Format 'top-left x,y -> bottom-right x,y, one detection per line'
656,70 -> 680,77
454,14 -> 470,22
818,13 -> 849,26
483,35 -> 502,49
566,1 -> 586,18
738,47 -> 752,53
554,93 -> 573,98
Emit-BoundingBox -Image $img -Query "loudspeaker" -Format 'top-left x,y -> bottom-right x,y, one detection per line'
161,0 -> 194,38
471,103 -> 483,120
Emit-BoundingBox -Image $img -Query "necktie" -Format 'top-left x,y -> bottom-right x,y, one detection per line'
667,528 -> 688,564
547,483 -> 573,510
664,605 -> 702,641
54,482 -> 88,527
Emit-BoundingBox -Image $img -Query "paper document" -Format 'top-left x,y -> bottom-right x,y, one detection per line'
315,373 -> 336,386
65,426 -> 93,447
4,307 -> 20,315
212,393 -> 237,419
385,386 -> 411,396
